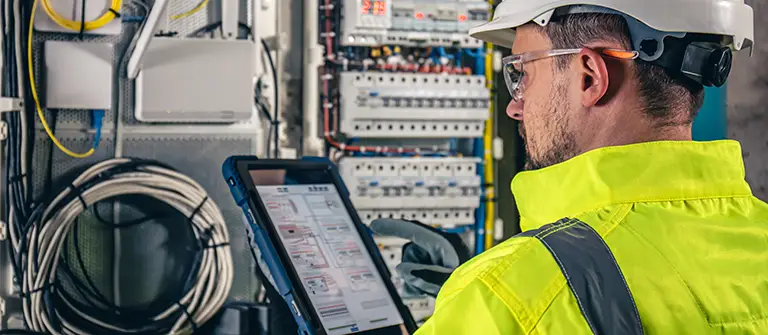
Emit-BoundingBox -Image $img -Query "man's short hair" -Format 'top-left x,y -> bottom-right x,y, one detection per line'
540,13 -> 705,126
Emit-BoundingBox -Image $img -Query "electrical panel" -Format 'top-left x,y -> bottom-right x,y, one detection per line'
339,72 -> 489,138
321,0 -> 494,322
342,0 -> 490,47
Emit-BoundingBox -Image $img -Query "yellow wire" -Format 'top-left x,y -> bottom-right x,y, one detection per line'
29,0 -> 95,159
41,0 -> 122,31
170,0 -> 210,20
483,1 -> 496,250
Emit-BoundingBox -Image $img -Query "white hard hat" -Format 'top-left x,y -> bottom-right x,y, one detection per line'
470,0 -> 754,87
471,0 -> 753,53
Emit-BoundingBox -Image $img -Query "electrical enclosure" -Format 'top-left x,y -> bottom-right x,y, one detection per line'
135,38 -> 256,123
44,41 -> 114,110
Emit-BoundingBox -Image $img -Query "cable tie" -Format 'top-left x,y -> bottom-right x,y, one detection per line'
9,173 -> 27,183
20,281 -> 55,298
108,8 -> 122,18
200,227 -> 214,242
203,242 -> 230,249
69,184 -> 87,209
175,301 -> 198,332
188,196 -> 209,224
79,0 -> 87,39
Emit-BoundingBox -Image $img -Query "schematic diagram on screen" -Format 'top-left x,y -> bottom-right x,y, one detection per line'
255,184 -> 405,333
330,241 -> 367,268
265,198 -> 301,221
303,271 -> 343,297
279,223 -> 318,246
288,240 -> 330,270
307,195 -> 345,217
318,217 -> 354,241
345,267 -> 380,292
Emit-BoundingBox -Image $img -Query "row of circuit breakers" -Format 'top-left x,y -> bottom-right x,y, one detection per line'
339,157 -> 481,227
329,0 -> 492,322
339,72 -> 489,138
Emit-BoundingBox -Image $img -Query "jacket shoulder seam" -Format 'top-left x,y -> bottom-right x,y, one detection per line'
527,280 -> 571,333
557,195 -> 752,227
479,273 -> 535,332
442,235 -> 544,297
619,223 -> 711,323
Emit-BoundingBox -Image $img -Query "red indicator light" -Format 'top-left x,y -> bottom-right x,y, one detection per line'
373,1 -> 386,15
415,12 -> 424,19
458,14 -> 467,22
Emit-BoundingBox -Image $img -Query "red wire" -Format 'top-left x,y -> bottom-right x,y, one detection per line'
320,0 -> 427,154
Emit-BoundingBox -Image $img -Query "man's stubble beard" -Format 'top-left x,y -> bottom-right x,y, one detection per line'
522,78 -> 578,171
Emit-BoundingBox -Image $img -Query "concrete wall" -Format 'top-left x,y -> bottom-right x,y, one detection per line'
728,0 -> 768,200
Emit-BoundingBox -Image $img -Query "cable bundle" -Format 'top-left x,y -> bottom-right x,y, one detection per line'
13,158 -> 233,335
40,0 -> 122,32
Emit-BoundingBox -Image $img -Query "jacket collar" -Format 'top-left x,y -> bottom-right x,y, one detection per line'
512,140 -> 752,231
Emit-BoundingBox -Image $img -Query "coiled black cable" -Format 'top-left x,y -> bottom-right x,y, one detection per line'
10,159 -> 232,335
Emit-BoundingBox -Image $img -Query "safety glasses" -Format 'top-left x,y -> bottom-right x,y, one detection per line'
502,48 -> 639,101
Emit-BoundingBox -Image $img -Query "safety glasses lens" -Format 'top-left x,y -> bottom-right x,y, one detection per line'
503,62 -> 524,101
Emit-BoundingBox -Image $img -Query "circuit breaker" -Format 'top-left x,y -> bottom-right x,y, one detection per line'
339,72 -> 489,138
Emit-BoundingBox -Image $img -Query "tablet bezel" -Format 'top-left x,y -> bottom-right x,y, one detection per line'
234,158 -> 417,335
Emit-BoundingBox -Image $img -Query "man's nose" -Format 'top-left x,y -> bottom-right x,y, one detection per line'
506,99 -> 523,121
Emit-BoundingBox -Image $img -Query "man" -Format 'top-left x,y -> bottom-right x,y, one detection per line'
371,0 -> 766,333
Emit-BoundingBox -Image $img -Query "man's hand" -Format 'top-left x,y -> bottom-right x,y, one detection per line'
370,218 -> 471,297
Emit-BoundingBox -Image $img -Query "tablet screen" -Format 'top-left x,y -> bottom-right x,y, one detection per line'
251,170 -> 404,334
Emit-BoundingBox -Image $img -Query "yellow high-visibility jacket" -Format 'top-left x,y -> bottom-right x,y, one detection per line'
416,140 -> 768,334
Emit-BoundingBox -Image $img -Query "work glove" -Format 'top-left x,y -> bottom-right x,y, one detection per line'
370,218 -> 471,297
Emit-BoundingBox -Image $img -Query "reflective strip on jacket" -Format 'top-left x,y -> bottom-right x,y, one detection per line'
416,140 -> 768,334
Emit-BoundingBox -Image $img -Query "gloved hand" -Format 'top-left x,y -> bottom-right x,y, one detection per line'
370,218 -> 471,297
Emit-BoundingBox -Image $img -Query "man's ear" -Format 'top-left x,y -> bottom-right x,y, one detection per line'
577,48 -> 609,107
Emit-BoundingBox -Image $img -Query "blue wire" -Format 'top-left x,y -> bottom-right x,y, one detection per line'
436,47 -> 455,64
465,48 -> 486,76
440,225 -> 473,234
91,110 -> 104,149
473,138 -> 486,255
448,138 -> 458,155
122,15 -> 145,23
